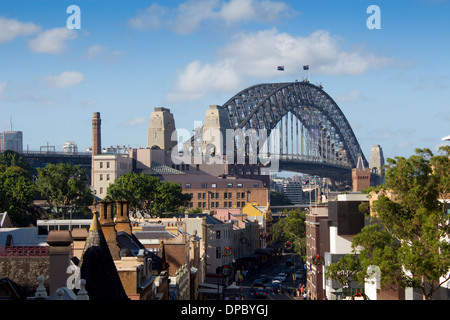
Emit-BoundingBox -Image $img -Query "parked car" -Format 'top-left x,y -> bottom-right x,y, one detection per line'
272,278 -> 282,285
255,288 -> 267,299
276,273 -> 287,282
285,259 -> 293,266
253,279 -> 263,287
260,274 -> 268,283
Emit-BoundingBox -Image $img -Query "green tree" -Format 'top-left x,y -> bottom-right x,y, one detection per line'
273,208 -> 306,259
270,191 -> 293,206
36,163 -> 93,218
0,166 -> 36,226
345,147 -> 450,300
105,172 -> 191,217
325,254 -> 362,288
0,150 -> 36,178
106,172 -> 160,216
153,181 -> 191,216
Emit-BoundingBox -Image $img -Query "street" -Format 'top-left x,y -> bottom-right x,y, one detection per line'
230,250 -> 306,301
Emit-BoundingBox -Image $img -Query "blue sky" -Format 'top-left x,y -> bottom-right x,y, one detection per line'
1,0 -> 449,166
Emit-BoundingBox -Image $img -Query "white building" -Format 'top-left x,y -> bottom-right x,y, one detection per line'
92,154 -> 133,199
322,193 -> 369,300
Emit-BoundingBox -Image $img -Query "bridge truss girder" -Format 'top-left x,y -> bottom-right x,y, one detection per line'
222,81 -> 368,170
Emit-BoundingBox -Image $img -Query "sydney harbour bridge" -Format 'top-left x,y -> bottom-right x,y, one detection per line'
17,81 -> 367,183
190,80 -> 367,182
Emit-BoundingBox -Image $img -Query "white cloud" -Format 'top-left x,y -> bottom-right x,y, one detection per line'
0,82 -> 7,99
219,0 -> 291,25
128,3 -> 168,31
42,71 -> 85,88
85,44 -> 123,63
220,29 -> 389,77
85,44 -> 104,59
0,17 -> 41,43
122,117 -> 148,127
165,59 -> 243,103
166,29 -> 390,103
28,27 -> 77,54
128,0 -> 294,34
171,0 -> 219,34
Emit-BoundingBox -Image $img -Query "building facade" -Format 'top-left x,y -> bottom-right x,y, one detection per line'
161,174 -> 269,212
0,131 -> 23,153
92,154 -> 133,199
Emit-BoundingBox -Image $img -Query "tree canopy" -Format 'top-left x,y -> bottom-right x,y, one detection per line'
105,172 -> 191,217
0,164 -> 36,226
327,146 -> 450,300
273,208 -> 306,259
0,150 -> 36,178
270,191 -> 293,206
36,163 -> 93,218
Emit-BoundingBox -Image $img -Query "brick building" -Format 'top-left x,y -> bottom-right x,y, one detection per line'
161,174 -> 269,212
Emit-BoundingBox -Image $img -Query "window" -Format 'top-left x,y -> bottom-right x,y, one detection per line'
202,193 -> 206,199
99,162 -> 103,169
201,183 -> 207,189
237,192 -> 240,199
237,183 -> 243,188
211,202 -> 215,208
224,202 -> 228,208
237,202 -> 240,207
198,193 -> 201,199
106,174 -> 110,181
253,183 -> 259,187
186,183 -> 191,189
228,192 -> 232,199
215,192 -> 219,199
228,201 -> 232,208
224,192 -> 228,199
241,192 -> 245,199
99,187 -> 103,194
211,193 -> 215,199
100,174 -> 103,181
106,162 -> 110,169
216,247 -> 221,259
216,230 -> 221,239
227,183 -> 233,188
216,202 -> 219,208
211,183 -> 217,188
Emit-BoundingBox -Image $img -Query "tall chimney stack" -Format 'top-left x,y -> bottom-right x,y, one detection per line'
92,112 -> 102,156
91,112 -> 101,187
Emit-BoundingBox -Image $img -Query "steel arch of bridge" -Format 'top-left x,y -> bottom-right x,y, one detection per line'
220,81 -> 368,175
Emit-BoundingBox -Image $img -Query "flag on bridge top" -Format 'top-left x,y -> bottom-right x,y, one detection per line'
303,65 -> 309,70
277,66 -> 284,71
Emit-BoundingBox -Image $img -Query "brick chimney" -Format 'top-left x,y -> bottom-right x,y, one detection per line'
46,230 -> 73,294
99,201 -> 120,260
91,112 -> 101,186
115,200 -> 132,236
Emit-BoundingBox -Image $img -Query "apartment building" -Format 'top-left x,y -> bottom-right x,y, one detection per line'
161,174 -> 269,212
